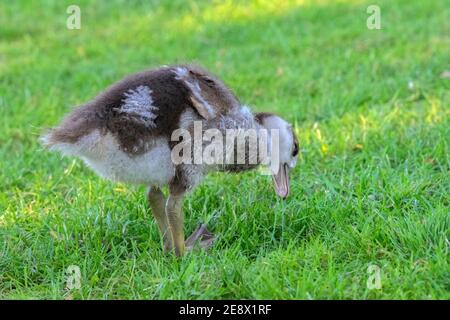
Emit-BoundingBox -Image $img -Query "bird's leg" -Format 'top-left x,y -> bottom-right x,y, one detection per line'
147,187 -> 173,252
166,191 -> 186,257
166,181 -> 217,257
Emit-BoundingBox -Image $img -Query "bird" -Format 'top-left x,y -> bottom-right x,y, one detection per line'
40,64 -> 299,257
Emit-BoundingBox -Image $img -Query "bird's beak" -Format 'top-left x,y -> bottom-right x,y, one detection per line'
272,163 -> 290,199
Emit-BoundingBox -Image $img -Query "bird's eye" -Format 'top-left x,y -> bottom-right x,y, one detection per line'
292,142 -> 299,157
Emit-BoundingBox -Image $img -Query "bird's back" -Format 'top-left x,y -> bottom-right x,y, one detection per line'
42,65 -> 240,155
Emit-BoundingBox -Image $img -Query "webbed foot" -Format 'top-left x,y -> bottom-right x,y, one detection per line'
185,224 -> 216,251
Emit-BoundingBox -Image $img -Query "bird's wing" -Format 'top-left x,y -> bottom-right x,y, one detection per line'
172,65 -> 240,120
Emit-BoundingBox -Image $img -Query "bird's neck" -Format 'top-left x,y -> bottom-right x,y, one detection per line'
212,108 -> 272,173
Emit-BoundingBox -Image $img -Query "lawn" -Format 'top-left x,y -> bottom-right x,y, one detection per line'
0,0 -> 448,299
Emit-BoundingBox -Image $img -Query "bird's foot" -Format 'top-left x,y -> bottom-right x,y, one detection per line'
185,223 -> 216,251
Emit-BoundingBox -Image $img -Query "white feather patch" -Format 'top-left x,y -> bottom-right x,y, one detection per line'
116,85 -> 158,128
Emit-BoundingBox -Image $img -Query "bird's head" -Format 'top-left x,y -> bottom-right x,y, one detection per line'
256,113 -> 299,199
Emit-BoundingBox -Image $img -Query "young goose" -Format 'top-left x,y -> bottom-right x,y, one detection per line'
40,65 -> 299,257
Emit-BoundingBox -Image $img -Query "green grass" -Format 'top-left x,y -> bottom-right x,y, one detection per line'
0,0 -> 449,299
